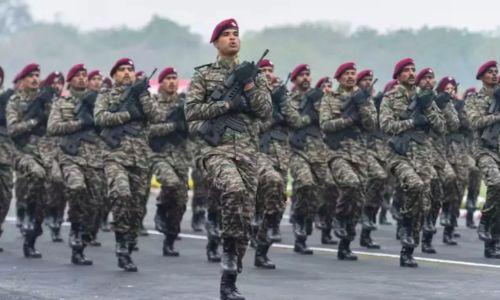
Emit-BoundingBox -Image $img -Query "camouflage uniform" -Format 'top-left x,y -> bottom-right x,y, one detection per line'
185,56 -> 271,275
94,83 -> 161,269
285,88 -> 335,253
0,88 -> 14,249
465,86 -> 500,256
149,91 -> 189,255
380,85 -> 445,263
7,89 -> 51,257
320,86 -> 381,257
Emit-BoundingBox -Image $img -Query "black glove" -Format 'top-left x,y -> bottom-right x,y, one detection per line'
234,61 -> 258,85
127,102 -> 143,120
225,95 -> 249,112
271,85 -> 288,104
435,92 -> 451,109
352,88 -> 371,106
305,88 -> 324,103
77,110 -> 94,127
130,77 -> 150,96
412,113 -> 428,127
454,99 -> 465,111
416,90 -> 434,109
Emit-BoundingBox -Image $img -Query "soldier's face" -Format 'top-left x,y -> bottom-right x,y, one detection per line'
70,70 -> 88,90
114,65 -> 135,85
260,66 -> 275,84
482,67 -> 498,87
52,80 -> 64,95
339,69 -> 356,90
358,75 -> 373,90
322,82 -> 333,94
398,65 -> 416,86
444,83 -> 456,97
21,71 -> 40,90
88,75 -> 103,91
294,71 -> 311,91
418,74 -> 435,90
214,29 -> 240,57
160,74 -> 179,94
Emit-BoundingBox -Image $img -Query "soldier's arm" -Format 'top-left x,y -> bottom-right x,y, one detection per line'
379,95 -> 414,135
47,98 -> 83,136
442,102 -> 460,132
6,100 -> 37,137
423,102 -> 446,134
281,96 -> 310,129
185,70 -> 229,122
139,92 -> 162,123
465,94 -> 500,130
245,74 -> 272,120
149,120 -> 176,138
358,100 -> 377,131
320,94 -> 353,133
94,92 -> 131,127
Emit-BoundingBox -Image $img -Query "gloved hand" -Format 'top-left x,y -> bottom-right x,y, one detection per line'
127,102 -> 143,120
416,89 -> 434,109
352,88 -> 371,106
412,113 -> 428,127
234,61 -> 258,85
225,96 -> 249,113
272,85 -> 288,104
435,92 -> 451,109
77,111 -> 94,127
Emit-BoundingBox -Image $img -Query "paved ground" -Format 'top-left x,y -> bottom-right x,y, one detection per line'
1,194 -> 500,300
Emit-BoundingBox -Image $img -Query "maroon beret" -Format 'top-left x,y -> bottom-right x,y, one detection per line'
136,71 -> 145,78
356,69 -> 373,84
102,77 -> 113,89
392,58 -> 414,79
476,60 -> 497,80
66,63 -> 86,82
415,67 -> 434,85
383,80 -> 398,94
87,70 -> 102,81
436,76 -> 457,93
258,59 -> 274,69
42,71 -> 64,88
13,63 -> 40,83
290,64 -> 310,81
210,18 -> 238,43
334,62 -> 356,80
110,58 -> 134,77
158,67 -> 177,83
315,77 -> 331,89
464,87 -> 477,99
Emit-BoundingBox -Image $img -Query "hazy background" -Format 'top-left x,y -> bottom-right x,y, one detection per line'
2,0 -> 500,90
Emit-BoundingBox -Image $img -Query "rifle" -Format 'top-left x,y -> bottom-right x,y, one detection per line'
100,69 -> 157,149
480,87 -> 500,148
270,73 -> 291,126
12,86 -> 56,147
59,91 -> 99,155
198,49 -> 269,147
288,88 -> 324,150
149,95 -> 188,152
0,89 -> 15,135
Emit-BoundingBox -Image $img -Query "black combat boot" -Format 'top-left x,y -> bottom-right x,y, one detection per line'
221,238 -> 238,274
47,208 -> 63,242
421,232 -> 436,254
249,219 -> 259,249
321,228 -> 338,245
191,207 -> 206,232
254,243 -> 275,269
115,233 -> 137,272
379,208 -> 392,225
293,215 -> 313,255
422,214 -> 436,235
70,224 -> 92,265
207,237 -> 221,262
361,210 -> 377,231
220,272 -> 245,300
477,211 -> 492,242
332,215 -> 348,239
443,226 -> 458,245
88,233 -> 102,247
400,246 -> 418,267
206,212 -> 221,262
359,228 -> 380,249
485,240 -> 500,259
163,234 -> 180,256
396,220 -> 402,240
337,239 -> 357,261
267,213 -> 282,243
154,203 -> 167,233
440,203 -> 452,227
400,217 -> 417,248
23,221 -> 42,258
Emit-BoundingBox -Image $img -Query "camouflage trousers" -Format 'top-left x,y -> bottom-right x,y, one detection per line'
200,149 -> 257,262
44,160 -> 67,229
15,171 -> 28,219
466,155 -> 481,210
432,147 -> 458,220
191,166 -> 208,215
152,156 -> 189,236
13,154 -> 47,237
476,152 -> 500,234
105,161 -> 149,244
390,150 -> 436,245
362,154 -> 388,224
61,161 -> 104,239
0,163 -> 13,235
448,151 -> 471,224
255,153 -> 286,246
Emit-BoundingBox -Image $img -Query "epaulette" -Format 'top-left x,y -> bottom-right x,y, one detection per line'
194,63 -> 212,71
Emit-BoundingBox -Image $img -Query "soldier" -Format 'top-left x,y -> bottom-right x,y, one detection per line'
380,58 -> 445,267
185,18 -> 271,300
149,67 -> 189,256
39,71 -> 67,243
47,64 -> 104,265
0,66 -> 14,252
190,161 -> 208,232
253,58 -> 288,269
356,69 -> 388,249
320,63 -> 379,260
94,58 -> 161,271
465,60 -> 500,258
7,63 -> 56,258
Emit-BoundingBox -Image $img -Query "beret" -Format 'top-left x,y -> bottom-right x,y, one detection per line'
393,58 -> 414,79
158,67 -> 177,83
290,64 -> 310,81
436,76 -> 457,93
476,60 -> 497,80
258,59 -> 274,68
87,70 -> 102,80
315,77 -> 331,89
334,62 -> 356,79
110,58 -> 134,77
66,63 -> 86,82
13,63 -> 40,83
42,71 -> 64,87
356,69 -> 373,84
210,18 -> 238,43
415,67 -> 434,85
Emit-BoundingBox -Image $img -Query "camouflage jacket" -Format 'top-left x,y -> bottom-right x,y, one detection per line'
94,84 -> 161,168
320,86 -> 377,162
48,88 -> 105,169
0,87 -> 13,165
429,92 -> 459,158
465,86 -> 500,159
185,56 -> 271,156
380,84 -> 445,166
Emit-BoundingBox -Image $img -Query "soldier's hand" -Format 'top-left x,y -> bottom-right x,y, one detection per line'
352,88 -> 371,106
272,85 -> 288,103
234,61 -> 258,85
412,113 -> 428,127
225,96 -> 249,113
305,88 -> 324,103
416,89 -> 434,109
78,111 -> 94,127
127,103 -> 143,120
435,92 -> 451,109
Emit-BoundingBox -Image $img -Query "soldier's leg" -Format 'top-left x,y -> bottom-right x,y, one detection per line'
14,172 -> 28,233
88,168 -> 106,247
206,184 -> 221,263
319,183 -> 338,245
0,164 -> 13,252
466,156 -> 481,229
438,161 -> 459,245
138,164 -> 153,237
44,160 -> 66,243
191,167 -> 207,232
289,154 -> 317,255
330,158 -> 363,261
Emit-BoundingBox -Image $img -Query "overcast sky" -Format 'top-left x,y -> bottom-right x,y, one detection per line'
25,0 -> 499,39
